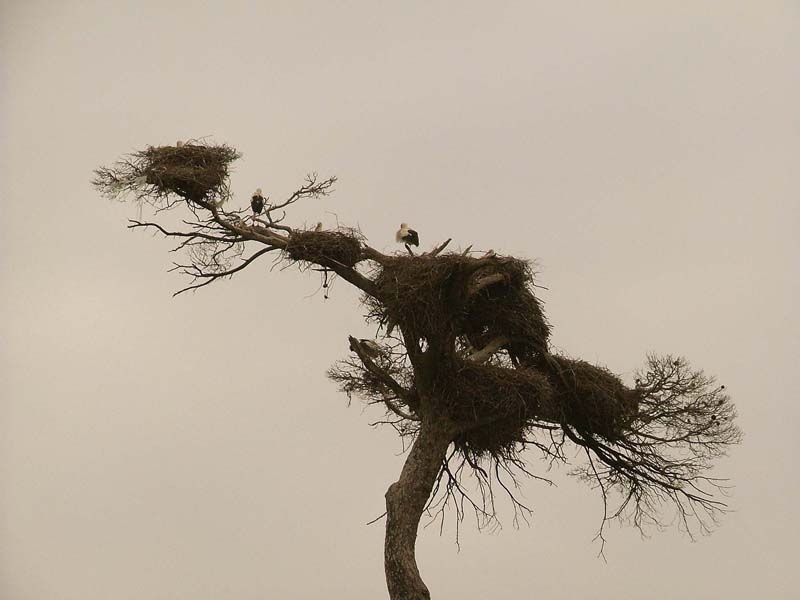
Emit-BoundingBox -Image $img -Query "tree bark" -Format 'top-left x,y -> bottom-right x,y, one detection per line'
384,419 -> 453,600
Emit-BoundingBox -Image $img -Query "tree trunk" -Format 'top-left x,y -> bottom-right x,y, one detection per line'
384,418 -> 453,600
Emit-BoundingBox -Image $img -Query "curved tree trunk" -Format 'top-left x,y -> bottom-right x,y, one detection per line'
384,418 -> 453,600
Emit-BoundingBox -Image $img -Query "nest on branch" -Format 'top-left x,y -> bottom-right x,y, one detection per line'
140,142 -> 239,201
431,359 -> 556,456
285,228 -> 364,269
369,253 -> 550,353
539,355 -> 640,441
93,141 -> 240,206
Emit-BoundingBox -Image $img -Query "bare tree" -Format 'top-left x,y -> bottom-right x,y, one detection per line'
95,141 -> 742,600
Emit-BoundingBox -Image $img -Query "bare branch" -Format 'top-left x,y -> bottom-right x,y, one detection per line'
348,336 -> 415,408
173,246 -> 277,296
466,336 -> 510,363
468,272 -> 507,297
428,238 -> 452,257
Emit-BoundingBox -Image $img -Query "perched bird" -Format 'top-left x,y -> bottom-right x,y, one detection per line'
395,223 -> 419,247
314,222 -> 323,232
359,339 -> 383,359
251,188 -> 266,217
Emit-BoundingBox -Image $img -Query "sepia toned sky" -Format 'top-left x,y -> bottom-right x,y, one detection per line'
2,1 -> 798,598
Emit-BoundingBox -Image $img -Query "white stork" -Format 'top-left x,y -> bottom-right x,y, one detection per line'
251,188 -> 266,220
395,223 -> 419,247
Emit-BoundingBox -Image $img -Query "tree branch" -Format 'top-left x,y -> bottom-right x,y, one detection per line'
348,336 -> 416,410
173,246 -> 277,296
428,238 -> 452,257
467,272 -> 507,298
466,336 -> 509,363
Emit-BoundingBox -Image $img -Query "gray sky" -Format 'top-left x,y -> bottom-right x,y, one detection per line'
2,1 -> 798,598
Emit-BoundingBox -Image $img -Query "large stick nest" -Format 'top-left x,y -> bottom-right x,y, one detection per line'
369,253 -> 551,354
538,355 -> 640,442
432,359 -> 556,456
424,356 -> 637,455
140,143 -> 240,201
94,141 -> 240,206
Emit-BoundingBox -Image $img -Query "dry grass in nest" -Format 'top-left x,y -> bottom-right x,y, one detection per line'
285,229 -> 364,268
540,355 -> 640,441
431,359 -> 556,456
141,142 -> 239,201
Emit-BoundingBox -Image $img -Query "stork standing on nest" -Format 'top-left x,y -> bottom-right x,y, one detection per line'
395,223 -> 419,254
251,188 -> 266,222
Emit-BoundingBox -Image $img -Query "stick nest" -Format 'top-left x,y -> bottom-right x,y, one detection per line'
369,253 -> 551,355
433,359 -> 556,456
539,355 -> 640,441
285,229 -> 364,268
141,143 -> 239,201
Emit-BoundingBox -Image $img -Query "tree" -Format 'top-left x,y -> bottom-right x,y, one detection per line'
94,141 -> 741,600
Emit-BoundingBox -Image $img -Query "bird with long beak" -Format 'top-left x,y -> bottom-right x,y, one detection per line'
395,223 -> 419,253
251,188 -> 266,220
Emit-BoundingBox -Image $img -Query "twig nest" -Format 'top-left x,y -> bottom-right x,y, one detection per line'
431,359 -> 556,455
540,355 -> 640,441
371,254 -> 550,353
140,143 -> 239,201
285,229 -> 364,268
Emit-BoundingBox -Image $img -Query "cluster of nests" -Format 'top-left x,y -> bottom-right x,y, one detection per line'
137,142 -> 240,202
283,233 -> 643,458
366,253 -> 640,455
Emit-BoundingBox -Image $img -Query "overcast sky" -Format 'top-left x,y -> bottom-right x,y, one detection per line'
2,2 -> 798,599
